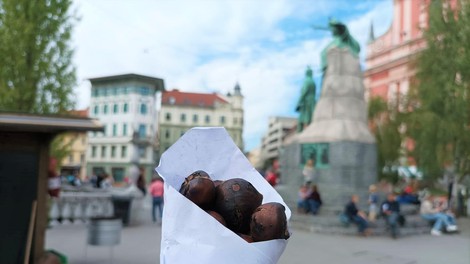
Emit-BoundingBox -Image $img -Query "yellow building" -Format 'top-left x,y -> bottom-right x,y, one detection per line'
59,109 -> 89,180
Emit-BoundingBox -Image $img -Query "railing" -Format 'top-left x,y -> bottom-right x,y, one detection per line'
49,190 -> 114,225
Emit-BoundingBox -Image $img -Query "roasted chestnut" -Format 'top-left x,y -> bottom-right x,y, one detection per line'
250,202 -> 290,242
214,178 -> 263,234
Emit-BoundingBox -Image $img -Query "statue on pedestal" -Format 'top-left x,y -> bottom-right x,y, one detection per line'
320,19 -> 360,75
295,66 -> 317,133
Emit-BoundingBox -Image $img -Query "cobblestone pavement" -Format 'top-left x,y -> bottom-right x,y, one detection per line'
46,209 -> 470,264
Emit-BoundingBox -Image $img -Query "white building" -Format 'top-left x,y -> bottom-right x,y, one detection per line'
260,116 -> 297,166
159,84 -> 244,152
87,74 -> 165,182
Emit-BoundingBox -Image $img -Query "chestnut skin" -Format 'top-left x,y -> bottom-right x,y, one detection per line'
179,170 -> 211,195
250,202 -> 290,242
183,178 -> 216,210
207,210 -> 226,226
214,178 -> 263,234
238,233 -> 254,243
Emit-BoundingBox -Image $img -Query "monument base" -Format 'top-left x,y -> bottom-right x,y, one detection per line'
279,140 -> 377,214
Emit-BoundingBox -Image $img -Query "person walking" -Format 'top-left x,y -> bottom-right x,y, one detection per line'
149,177 -> 164,223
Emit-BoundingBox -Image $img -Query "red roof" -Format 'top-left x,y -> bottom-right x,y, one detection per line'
68,108 -> 89,118
162,89 -> 228,107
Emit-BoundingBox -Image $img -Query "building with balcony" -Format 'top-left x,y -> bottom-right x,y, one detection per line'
87,74 -> 165,182
159,84 -> 244,152
260,116 -> 297,167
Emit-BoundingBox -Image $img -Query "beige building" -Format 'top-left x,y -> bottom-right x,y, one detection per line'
260,116 -> 297,166
59,109 -> 89,180
159,84 -> 244,153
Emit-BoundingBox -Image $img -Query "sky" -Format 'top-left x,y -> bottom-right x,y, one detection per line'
71,0 -> 393,151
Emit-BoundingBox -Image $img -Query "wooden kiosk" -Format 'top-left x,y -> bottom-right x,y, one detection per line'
0,112 -> 103,263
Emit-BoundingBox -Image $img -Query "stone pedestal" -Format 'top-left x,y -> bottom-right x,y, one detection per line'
280,47 -> 377,213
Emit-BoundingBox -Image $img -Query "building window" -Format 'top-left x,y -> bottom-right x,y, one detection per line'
92,146 -> 96,158
123,103 -> 129,113
113,124 -> 117,136
193,114 -> 198,123
80,153 -> 85,163
123,123 -> 127,136
103,105 -> 108,114
121,146 -> 127,158
220,116 -> 225,124
140,104 -> 147,114
138,146 -> 146,158
165,129 -> 170,139
165,113 -> 171,121
140,87 -> 150,95
102,125 -> 106,136
124,87 -> 129,94
181,113 -> 186,122
94,105 -> 99,115
113,104 -> 118,113
139,124 -> 146,138
233,117 -> 237,125
92,89 -> 98,97
101,146 -> 106,158
111,146 -> 116,158
68,154 -> 73,163
205,115 -> 210,124
112,87 -> 117,95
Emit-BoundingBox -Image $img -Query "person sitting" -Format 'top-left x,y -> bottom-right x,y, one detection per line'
307,185 -> 322,215
297,183 -> 312,213
344,194 -> 371,236
420,194 -> 458,236
381,193 -> 402,239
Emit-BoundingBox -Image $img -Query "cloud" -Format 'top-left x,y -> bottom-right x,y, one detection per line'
71,0 -> 393,151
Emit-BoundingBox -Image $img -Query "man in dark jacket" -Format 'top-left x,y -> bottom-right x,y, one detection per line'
344,194 -> 370,236
382,193 -> 401,238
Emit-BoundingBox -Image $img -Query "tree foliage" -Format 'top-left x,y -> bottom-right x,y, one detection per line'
368,96 -> 402,183
0,0 -> 77,114
407,0 -> 470,181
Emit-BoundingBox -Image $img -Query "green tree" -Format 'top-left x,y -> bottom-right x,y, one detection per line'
0,0 -> 77,114
368,97 -> 402,183
407,0 -> 470,181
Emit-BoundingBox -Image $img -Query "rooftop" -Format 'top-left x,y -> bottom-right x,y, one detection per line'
88,73 -> 165,91
162,89 -> 229,108
0,112 -> 103,133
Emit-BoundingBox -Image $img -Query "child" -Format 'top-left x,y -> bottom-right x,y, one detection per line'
368,184 -> 379,222
297,183 -> 312,213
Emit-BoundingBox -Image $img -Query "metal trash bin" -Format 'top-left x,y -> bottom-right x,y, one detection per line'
112,195 -> 132,226
87,217 -> 122,246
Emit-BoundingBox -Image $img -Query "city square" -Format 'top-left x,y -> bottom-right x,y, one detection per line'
1,0 -> 470,263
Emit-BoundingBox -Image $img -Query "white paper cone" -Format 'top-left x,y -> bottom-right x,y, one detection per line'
156,127 -> 291,264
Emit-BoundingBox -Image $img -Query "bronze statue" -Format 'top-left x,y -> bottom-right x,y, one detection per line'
296,67 -> 316,132
318,19 -> 360,74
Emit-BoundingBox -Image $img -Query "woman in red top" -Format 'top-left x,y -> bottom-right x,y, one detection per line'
149,177 -> 164,223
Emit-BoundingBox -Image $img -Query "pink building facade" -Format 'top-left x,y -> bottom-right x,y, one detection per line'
364,0 -> 430,104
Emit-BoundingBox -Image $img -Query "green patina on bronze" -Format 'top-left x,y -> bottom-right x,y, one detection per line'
320,19 -> 360,73
295,66 -> 316,133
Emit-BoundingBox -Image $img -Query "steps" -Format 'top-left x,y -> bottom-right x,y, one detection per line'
288,210 -> 431,237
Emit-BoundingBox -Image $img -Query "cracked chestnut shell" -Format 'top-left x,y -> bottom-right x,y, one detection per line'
214,178 -> 263,234
250,202 -> 290,242
179,170 -> 215,210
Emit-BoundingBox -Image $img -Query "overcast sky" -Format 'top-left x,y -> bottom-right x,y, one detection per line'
71,0 -> 393,151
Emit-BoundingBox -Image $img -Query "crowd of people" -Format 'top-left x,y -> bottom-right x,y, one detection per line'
290,160 -> 460,239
